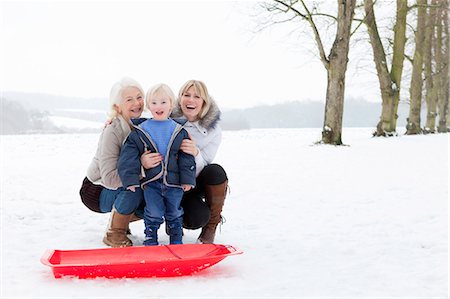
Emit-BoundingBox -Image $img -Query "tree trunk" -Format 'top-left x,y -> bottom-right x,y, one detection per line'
388,0 -> 408,134
321,0 -> 356,145
423,0 -> 439,133
440,0 -> 449,132
436,0 -> 449,132
364,0 -> 407,136
406,0 -> 427,135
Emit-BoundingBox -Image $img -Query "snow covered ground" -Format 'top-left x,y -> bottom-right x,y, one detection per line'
1,128 -> 448,298
48,116 -> 103,130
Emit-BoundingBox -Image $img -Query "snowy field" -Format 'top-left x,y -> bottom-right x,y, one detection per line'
48,116 -> 103,130
1,128 -> 448,298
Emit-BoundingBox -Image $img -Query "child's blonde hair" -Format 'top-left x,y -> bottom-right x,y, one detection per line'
108,77 -> 144,120
145,83 -> 176,110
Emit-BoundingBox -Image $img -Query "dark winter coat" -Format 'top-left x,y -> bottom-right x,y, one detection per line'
118,118 -> 196,189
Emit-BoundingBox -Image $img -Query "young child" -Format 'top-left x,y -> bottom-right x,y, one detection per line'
118,83 -> 196,246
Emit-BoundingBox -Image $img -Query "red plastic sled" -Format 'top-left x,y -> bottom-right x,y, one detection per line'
41,244 -> 242,278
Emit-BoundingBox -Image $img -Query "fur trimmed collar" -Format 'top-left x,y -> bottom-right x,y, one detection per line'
171,97 -> 221,130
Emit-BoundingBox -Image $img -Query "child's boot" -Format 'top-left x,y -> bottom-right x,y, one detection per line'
143,225 -> 159,246
167,220 -> 183,245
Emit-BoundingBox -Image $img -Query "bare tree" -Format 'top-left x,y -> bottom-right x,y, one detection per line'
423,0 -> 439,133
406,0 -> 427,135
363,0 -> 408,137
435,0 -> 449,132
262,0 -> 356,145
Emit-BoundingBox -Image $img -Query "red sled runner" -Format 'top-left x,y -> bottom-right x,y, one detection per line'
41,243 -> 242,279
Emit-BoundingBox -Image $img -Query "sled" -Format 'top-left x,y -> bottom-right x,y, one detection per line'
40,243 -> 242,278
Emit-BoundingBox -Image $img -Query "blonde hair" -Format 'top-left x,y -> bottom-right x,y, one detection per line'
145,83 -> 176,110
108,77 -> 144,120
177,80 -> 212,119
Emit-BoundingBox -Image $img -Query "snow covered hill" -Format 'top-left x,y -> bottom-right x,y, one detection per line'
1,128 -> 448,298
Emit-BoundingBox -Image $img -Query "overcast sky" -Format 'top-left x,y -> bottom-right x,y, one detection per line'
1,0 -> 381,109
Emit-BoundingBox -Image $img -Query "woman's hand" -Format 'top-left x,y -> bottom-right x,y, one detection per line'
140,151 -> 163,169
104,119 -> 112,128
180,138 -> 199,156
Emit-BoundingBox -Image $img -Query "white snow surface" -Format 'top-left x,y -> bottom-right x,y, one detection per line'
1,128 -> 449,298
48,116 -> 103,130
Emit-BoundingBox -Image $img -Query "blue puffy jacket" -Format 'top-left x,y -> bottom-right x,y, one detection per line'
118,118 -> 196,189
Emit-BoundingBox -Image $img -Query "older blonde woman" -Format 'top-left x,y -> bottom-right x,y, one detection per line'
80,77 -> 146,247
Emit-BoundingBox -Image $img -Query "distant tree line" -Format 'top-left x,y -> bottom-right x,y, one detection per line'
1,94 -> 418,133
261,0 -> 449,145
220,99 -> 414,130
0,98 -> 61,134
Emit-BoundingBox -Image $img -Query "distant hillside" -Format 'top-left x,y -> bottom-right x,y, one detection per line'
2,91 -> 107,111
1,92 -> 107,134
2,91 -> 416,134
221,99 -> 412,130
1,98 -> 62,134
2,91 -> 108,124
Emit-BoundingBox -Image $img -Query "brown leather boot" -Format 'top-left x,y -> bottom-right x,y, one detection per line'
198,180 -> 228,244
103,208 -> 133,247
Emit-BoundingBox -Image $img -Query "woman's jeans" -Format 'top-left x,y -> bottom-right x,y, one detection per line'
143,179 -> 184,226
99,187 -> 144,216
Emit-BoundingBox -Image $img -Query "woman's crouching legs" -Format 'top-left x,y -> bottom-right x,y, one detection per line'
181,192 -> 210,230
102,188 -> 143,247
197,164 -> 228,244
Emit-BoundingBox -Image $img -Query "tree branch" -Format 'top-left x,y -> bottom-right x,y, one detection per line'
404,53 -> 414,64
299,0 -> 330,69
310,12 -> 338,21
352,0 -> 378,36
271,0 -> 330,69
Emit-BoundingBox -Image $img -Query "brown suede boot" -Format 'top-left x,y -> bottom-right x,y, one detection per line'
198,180 -> 228,244
103,208 -> 133,247
126,213 -> 142,235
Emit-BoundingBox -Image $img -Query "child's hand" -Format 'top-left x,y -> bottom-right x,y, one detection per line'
182,185 -> 192,192
127,186 -> 136,192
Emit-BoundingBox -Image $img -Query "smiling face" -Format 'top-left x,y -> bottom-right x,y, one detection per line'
147,90 -> 172,120
180,85 -> 204,122
115,86 -> 144,121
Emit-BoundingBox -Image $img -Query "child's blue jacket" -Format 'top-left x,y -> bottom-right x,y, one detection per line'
118,118 -> 196,189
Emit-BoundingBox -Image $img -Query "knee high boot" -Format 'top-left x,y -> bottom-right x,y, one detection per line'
103,207 -> 133,247
198,180 -> 228,244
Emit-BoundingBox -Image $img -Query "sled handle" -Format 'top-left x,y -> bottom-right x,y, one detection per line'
204,244 -> 243,257
40,249 -> 56,266
222,244 -> 243,255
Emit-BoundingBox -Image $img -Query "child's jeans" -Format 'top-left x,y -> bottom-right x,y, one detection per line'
143,179 -> 184,226
99,187 -> 143,215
